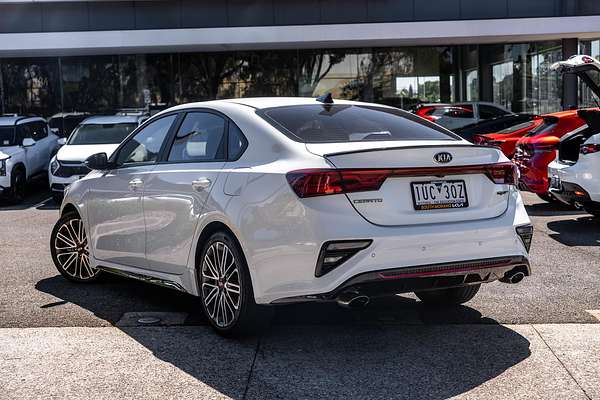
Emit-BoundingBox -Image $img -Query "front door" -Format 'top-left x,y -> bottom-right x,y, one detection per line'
86,114 -> 177,268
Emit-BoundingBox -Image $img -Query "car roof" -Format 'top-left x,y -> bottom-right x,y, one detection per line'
161,97 -> 396,116
0,115 -> 45,126
80,115 -> 142,125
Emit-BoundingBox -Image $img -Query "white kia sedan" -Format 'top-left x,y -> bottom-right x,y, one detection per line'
50,97 -> 532,336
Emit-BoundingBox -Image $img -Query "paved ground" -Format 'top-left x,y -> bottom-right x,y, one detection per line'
0,179 -> 599,399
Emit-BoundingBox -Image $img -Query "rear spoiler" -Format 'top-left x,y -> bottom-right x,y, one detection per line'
542,115 -> 559,125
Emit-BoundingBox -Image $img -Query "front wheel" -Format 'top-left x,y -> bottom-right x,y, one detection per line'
415,284 -> 481,305
198,232 -> 271,336
50,211 -> 101,282
8,169 -> 26,204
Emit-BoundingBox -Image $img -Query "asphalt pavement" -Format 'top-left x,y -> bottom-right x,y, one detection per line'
0,179 -> 599,399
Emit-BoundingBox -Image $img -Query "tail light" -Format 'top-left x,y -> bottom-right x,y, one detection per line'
287,162 -> 518,198
580,143 -> 600,155
531,143 -> 556,153
484,162 -> 518,185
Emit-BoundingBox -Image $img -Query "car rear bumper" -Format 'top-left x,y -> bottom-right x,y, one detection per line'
272,255 -> 530,304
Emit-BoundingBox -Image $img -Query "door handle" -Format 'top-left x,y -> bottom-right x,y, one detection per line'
128,178 -> 143,191
192,177 -> 211,191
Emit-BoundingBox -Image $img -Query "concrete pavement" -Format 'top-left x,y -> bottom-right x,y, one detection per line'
1,324 -> 598,400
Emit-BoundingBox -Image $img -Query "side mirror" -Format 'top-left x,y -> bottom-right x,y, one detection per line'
51,127 -> 60,135
57,137 -> 67,146
85,152 -> 111,170
22,138 -> 35,147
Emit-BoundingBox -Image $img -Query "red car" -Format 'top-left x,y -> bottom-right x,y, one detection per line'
473,116 -> 545,158
513,110 -> 588,200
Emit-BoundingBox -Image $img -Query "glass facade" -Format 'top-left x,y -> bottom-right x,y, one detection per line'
0,41 -> 567,120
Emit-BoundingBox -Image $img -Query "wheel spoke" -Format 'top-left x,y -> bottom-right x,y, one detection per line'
203,257 -> 220,280
224,290 -> 239,311
56,231 -> 77,248
225,281 -> 240,294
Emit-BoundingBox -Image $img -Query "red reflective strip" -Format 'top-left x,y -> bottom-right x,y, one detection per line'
379,260 -> 514,280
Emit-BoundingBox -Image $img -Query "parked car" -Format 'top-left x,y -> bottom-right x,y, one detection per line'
548,55 -> 600,215
0,115 -> 59,203
473,115 -> 545,158
48,112 -> 90,138
513,110 -> 586,202
50,97 -> 532,336
413,102 -> 511,131
456,113 -> 539,144
49,113 -> 147,202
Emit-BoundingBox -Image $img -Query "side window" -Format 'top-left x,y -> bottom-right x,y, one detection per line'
228,123 -> 248,160
479,105 -> 508,119
17,124 -> 32,144
116,115 -> 176,166
31,122 -> 48,140
167,112 -> 226,162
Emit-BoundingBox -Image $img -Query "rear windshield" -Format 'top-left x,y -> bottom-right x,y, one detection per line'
68,123 -> 137,145
496,121 -> 536,134
525,121 -> 557,137
260,104 -> 460,143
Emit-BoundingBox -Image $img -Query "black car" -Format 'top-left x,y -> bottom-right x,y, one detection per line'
48,112 -> 90,138
453,113 -> 538,142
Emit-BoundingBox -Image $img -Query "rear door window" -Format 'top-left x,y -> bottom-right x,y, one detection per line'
167,112 -> 226,162
260,104 -> 459,143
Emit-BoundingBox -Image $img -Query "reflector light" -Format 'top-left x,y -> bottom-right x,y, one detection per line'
515,224 -> 533,252
316,240 -> 373,277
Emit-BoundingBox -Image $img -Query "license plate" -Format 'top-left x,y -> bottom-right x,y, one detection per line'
550,175 -> 561,189
411,180 -> 469,210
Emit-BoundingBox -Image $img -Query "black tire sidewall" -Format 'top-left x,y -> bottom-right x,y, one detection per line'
9,169 -> 26,204
198,232 -> 257,336
50,211 -> 101,283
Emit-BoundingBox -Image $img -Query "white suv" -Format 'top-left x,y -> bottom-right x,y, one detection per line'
548,55 -> 600,216
49,113 -> 146,201
0,115 -> 59,203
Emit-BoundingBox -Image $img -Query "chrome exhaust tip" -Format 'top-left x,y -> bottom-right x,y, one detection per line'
336,291 -> 370,308
500,269 -> 526,284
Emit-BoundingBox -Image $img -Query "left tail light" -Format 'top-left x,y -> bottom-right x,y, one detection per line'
286,169 -> 390,198
316,240 -> 372,277
580,143 -> 600,155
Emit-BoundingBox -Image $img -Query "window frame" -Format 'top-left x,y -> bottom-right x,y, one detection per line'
157,108 -> 248,165
109,112 -> 182,170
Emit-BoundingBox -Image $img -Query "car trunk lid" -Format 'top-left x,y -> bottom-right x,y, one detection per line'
307,143 -> 512,226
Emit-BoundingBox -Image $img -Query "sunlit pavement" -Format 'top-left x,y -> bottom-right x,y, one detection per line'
1,184 -> 599,399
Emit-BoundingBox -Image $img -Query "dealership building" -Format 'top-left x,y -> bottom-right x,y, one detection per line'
2,0 -> 600,118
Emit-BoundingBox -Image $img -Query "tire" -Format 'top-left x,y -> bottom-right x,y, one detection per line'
198,231 -> 271,336
536,192 -> 558,203
8,168 -> 26,204
50,211 -> 101,283
415,284 -> 481,306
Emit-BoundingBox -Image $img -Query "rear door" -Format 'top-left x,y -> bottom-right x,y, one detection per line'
142,110 -> 228,274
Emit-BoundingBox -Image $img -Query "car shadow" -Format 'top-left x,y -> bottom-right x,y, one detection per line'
36,275 -> 531,399
524,201 -> 583,217
0,175 -> 58,211
546,216 -> 600,246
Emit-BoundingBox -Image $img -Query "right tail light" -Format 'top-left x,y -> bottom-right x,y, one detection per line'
580,143 -> 600,155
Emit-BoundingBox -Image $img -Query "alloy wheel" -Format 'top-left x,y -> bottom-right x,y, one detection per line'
201,241 -> 241,328
53,217 -> 98,280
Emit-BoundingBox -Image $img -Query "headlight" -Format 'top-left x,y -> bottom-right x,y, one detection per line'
50,158 -> 60,175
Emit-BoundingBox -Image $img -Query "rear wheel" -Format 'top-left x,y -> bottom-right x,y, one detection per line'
8,168 -> 26,204
415,284 -> 480,305
198,232 -> 270,336
50,211 -> 101,282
